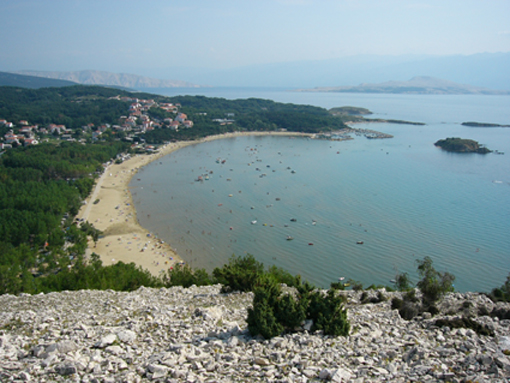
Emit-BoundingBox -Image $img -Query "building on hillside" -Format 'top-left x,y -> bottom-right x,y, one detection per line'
24,138 -> 39,146
175,113 -> 187,123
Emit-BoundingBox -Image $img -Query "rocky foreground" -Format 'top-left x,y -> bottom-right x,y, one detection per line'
1,285 -> 510,382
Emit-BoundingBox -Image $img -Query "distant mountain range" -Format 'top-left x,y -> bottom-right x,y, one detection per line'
0,71 -> 77,88
295,76 -> 510,95
164,52 -> 510,90
10,70 -> 200,88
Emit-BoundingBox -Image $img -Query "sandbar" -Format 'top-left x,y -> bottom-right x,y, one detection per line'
78,131 -> 311,276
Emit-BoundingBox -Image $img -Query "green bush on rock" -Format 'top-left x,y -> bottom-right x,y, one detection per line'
247,274 -> 349,339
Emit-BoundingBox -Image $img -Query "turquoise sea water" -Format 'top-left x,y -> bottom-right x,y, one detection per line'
130,89 -> 510,292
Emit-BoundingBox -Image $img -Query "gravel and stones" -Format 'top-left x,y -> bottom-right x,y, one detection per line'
1,285 -> 509,382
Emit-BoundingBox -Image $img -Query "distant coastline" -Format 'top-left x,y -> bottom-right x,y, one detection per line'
295,76 -> 510,95
462,122 -> 510,128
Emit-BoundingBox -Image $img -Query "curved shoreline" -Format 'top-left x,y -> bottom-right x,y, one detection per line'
78,131 -> 312,276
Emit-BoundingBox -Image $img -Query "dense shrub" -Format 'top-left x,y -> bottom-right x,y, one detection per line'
164,264 -> 214,288
213,254 -> 301,293
307,288 -> 350,336
213,254 -> 265,293
247,276 -> 349,339
247,276 -> 286,339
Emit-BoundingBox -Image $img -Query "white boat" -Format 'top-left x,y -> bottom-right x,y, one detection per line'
251,220 -> 257,225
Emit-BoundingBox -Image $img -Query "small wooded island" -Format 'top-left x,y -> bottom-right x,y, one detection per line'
434,137 -> 492,154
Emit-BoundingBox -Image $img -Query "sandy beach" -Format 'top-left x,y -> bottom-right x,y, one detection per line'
78,131 -> 311,277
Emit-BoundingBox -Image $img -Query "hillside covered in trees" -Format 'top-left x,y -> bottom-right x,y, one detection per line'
0,85 -> 348,145
0,85 -> 351,295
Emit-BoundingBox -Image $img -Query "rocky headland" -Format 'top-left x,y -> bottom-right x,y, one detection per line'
1,285 -> 510,382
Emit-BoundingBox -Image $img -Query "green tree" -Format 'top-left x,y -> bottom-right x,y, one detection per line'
416,256 -> 455,304
213,254 -> 264,293
394,271 -> 412,291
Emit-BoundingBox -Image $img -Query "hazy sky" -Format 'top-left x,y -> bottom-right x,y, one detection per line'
1,0 -> 509,78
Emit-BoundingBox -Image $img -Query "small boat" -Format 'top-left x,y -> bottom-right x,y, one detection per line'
290,218 -> 297,222
356,241 -> 364,245
251,220 -> 257,225
228,194 -> 233,197
286,236 -> 294,240
308,242 -> 314,246
338,277 -> 345,281
291,170 -> 296,174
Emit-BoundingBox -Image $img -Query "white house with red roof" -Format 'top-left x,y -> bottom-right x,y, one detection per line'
175,113 -> 187,123
24,138 -> 39,146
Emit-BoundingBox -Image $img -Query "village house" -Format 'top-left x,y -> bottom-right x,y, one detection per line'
125,116 -> 137,127
183,120 -> 194,128
23,138 -> 39,146
4,132 -> 20,145
49,124 -> 66,135
60,134 -> 74,142
175,113 -> 187,123
129,102 -> 142,113
91,131 -> 102,140
160,103 -> 178,113
18,126 -> 34,137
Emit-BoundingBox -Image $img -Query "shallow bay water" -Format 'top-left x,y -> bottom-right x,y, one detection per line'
131,90 -> 510,292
